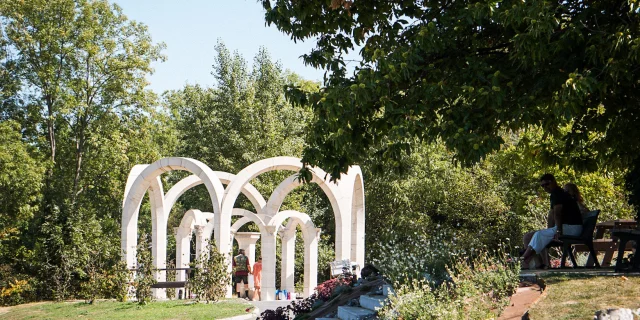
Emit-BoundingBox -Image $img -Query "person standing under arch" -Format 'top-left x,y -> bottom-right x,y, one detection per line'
233,249 -> 251,299
252,256 -> 262,301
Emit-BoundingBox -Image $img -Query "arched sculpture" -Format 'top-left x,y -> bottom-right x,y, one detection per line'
121,157 -> 365,301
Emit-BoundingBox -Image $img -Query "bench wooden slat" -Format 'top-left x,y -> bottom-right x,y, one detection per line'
151,281 -> 187,289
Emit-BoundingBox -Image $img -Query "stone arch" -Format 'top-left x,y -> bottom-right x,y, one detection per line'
270,210 -> 319,297
174,209 -> 213,282
211,157 -> 347,258
121,157 -> 225,272
164,172 -> 266,220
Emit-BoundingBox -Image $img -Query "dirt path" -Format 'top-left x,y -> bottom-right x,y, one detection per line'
498,283 -> 544,320
0,306 -> 10,316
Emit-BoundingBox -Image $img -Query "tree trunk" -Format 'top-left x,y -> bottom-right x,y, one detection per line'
72,115 -> 87,207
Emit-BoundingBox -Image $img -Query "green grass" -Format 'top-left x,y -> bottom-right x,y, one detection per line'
528,275 -> 640,320
1,299 -> 253,320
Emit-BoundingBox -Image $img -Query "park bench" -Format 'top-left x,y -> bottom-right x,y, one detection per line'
548,212 -> 637,268
547,210 -> 601,268
329,259 -> 359,278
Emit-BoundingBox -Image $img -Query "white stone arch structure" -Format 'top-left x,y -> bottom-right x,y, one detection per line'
122,156 -> 365,301
121,158 -> 225,299
270,210 -> 320,297
174,209 -> 213,282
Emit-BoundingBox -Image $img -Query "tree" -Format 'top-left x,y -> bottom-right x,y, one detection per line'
261,0 -> 640,179
0,121 -> 44,247
0,0 -> 170,301
1,0 -> 165,206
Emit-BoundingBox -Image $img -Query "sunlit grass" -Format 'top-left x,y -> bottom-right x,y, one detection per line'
528,275 -> 640,320
2,299 -> 252,320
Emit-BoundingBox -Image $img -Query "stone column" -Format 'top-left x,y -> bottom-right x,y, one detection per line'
280,228 -> 296,296
150,186 -> 167,300
234,232 -> 261,267
194,225 -> 205,266
303,228 -> 321,297
261,226 -> 278,301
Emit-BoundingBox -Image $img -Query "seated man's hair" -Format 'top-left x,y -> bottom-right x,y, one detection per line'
539,173 -> 555,182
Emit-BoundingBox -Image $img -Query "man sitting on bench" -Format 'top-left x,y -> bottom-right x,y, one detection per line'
520,174 -> 584,269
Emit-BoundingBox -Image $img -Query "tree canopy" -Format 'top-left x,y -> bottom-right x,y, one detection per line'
261,0 -> 640,179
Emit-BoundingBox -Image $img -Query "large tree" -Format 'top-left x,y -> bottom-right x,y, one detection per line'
261,0 -> 640,179
0,0 -> 169,300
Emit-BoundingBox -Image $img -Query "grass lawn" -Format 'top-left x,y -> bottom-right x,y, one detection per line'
528,275 -> 640,320
1,299 -> 253,320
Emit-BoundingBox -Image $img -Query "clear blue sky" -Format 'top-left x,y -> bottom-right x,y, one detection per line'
113,0 -> 330,93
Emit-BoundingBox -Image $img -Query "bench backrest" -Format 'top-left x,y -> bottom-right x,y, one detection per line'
581,210 -> 601,240
329,259 -> 351,276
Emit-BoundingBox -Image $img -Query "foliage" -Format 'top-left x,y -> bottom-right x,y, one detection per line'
314,276 -> 353,301
164,259 -> 176,300
0,0 -> 172,302
262,0 -> 640,181
186,241 -> 230,303
379,250 -> 520,320
0,120 -> 44,237
134,234 -> 156,305
79,257 -> 129,304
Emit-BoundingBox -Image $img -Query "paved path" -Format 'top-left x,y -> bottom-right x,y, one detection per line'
250,299 -> 293,312
219,300 -> 293,320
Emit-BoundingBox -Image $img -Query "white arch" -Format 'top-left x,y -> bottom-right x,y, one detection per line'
210,157 -> 349,259
121,157 -> 225,271
175,209 -> 212,283
272,210 -> 319,297
164,172 -> 267,221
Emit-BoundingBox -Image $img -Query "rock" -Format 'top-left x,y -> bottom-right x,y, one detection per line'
594,308 -> 635,320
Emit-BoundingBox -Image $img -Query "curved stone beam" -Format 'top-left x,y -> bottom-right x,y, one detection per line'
121,157 -> 225,270
164,172 -> 267,221
231,208 -> 267,232
268,210 -> 316,234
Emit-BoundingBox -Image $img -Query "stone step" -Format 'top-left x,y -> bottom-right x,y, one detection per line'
359,294 -> 387,311
337,306 -> 377,320
382,284 -> 394,297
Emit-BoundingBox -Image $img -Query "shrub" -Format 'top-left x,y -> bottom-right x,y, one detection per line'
134,234 -> 156,304
379,249 -> 519,320
0,278 -> 34,306
186,241 -> 230,303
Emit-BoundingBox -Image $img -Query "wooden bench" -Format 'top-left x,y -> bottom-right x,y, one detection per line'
573,239 -> 634,267
612,229 -> 640,272
151,281 -> 187,289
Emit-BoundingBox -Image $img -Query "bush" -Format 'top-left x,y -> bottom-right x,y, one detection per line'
134,234 -> 156,304
186,241 -> 230,303
379,249 -> 519,320
0,278 -> 35,306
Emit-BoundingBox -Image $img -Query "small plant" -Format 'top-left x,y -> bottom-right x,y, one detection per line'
165,259 -> 176,300
186,240 -> 230,303
134,233 -> 156,305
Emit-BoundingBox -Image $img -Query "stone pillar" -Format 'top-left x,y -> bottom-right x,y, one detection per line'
151,200 -> 167,299
261,226 -> 278,301
303,228 -> 321,297
280,228 -> 296,296
194,225 -> 206,266
234,232 -> 261,267
173,227 -> 189,294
